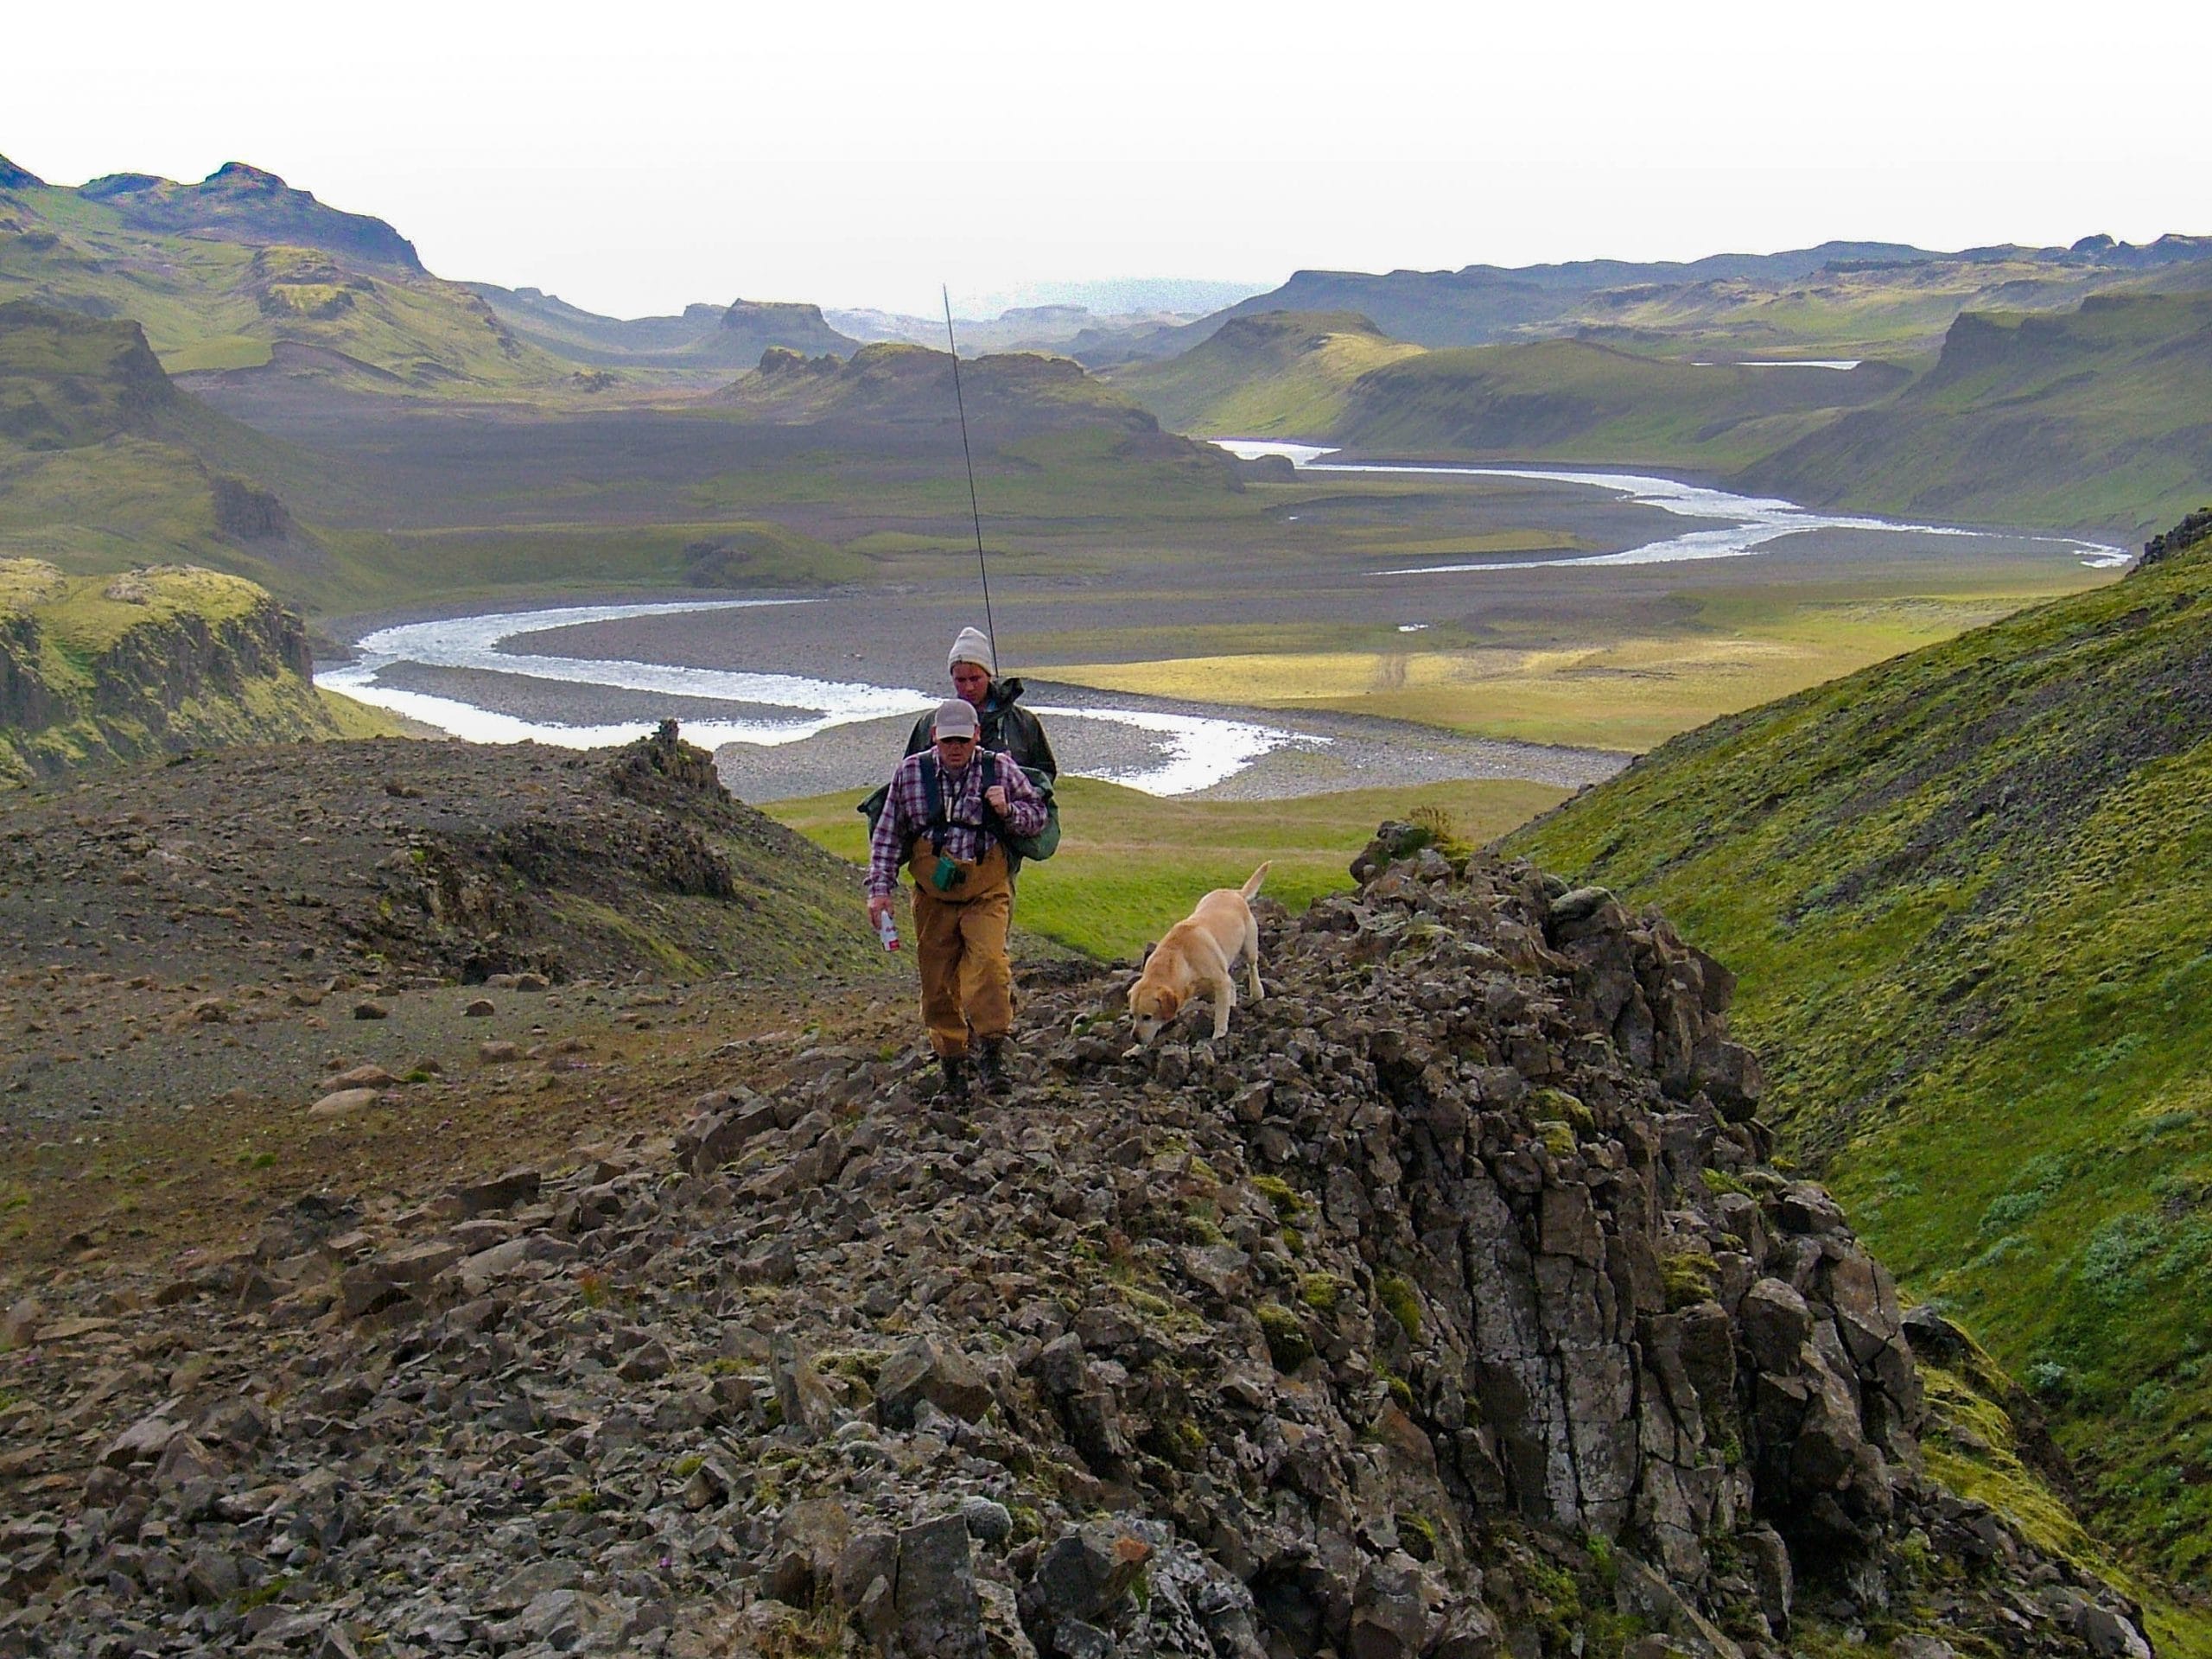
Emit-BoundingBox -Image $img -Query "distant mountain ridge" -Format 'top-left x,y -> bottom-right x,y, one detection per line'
717,340 -> 1164,435
467,284 -> 861,372
1178,236 -> 2212,354
0,162 -> 570,392
1108,257 -> 2212,534
73,160 -> 422,270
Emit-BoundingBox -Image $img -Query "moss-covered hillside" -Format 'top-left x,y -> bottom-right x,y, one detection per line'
1741,291 -> 2212,536
1336,336 -> 1907,472
1506,515 -> 2212,1587
0,559 -> 347,785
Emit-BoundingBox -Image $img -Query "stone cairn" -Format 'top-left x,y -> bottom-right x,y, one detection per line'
0,832 -> 2155,1659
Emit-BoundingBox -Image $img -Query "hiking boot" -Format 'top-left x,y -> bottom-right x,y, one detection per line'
936,1053 -> 972,1104
976,1039 -> 1014,1097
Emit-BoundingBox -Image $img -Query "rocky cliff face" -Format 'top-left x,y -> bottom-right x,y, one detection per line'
0,561 -> 334,786
0,836 -> 2152,1657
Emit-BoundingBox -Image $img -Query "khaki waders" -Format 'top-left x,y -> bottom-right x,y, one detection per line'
908,837 -> 1015,1059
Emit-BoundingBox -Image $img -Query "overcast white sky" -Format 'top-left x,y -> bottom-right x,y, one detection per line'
10,0 -> 2205,320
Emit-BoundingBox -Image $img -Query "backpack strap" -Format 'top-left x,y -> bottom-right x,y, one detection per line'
922,753 -> 946,842
976,751 -> 1007,852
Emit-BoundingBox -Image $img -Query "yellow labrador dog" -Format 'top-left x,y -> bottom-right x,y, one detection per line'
1128,863 -> 1269,1045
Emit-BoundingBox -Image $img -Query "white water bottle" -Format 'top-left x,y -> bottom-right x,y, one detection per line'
876,910 -> 900,951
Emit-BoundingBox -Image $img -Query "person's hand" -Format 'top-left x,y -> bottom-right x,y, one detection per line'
984,785 -> 1009,813
867,894 -> 894,927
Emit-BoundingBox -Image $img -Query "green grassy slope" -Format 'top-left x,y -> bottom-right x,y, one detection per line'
1740,290 -> 2212,540
1506,522 -> 2212,1586
0,297 -> 180,446
1106,310 -> 1423,435
1334,337 -> 1905,471
0,175 -> 575,391
0,302 -> 344,588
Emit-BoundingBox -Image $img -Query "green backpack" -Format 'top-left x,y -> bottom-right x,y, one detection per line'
859,752 -> 1060,870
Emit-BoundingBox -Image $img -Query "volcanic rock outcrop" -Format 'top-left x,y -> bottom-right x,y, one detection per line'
0,839 -> 2152,1657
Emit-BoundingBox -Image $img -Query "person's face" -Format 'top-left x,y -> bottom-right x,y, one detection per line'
951,663 -> 990,708
934,733 -> 976,770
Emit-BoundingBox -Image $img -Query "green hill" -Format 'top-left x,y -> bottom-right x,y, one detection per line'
0,296 -> 181,447
1336,337 -> 1906,470
0,301 -> 340,586
1740,289 -> 2212,540
1106,309 -> 1423,435
468,285 -> 860,373
1505,517 -> 2212,1587
0,162 -> 574,391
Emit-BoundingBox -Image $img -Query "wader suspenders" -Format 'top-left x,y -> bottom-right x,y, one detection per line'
922,754 -> 969,861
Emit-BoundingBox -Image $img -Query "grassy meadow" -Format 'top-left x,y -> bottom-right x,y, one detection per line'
1033,574 -> 2113,751
762,774 -> 1567,962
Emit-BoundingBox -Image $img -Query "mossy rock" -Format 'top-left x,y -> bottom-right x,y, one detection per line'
1660,1250 -> 1720,1312
1376,1273 -> 1423,1339
1255,1302 -> 1313,1371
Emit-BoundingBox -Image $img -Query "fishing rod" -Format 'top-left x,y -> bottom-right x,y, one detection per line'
943,286 -> 999,671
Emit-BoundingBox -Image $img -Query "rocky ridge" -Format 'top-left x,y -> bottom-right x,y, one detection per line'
0,724 -> 885,987
0,833 -> 2154,1658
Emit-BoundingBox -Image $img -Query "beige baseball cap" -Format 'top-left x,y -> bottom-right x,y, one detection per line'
931,698 -> 980,739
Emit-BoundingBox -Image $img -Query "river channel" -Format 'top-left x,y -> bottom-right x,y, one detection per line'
317,451 -> 2119,801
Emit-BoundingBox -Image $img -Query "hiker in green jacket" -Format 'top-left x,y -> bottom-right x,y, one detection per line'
903,626 -> 1058,783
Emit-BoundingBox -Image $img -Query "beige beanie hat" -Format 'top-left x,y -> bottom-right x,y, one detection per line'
948,626 -> 995,677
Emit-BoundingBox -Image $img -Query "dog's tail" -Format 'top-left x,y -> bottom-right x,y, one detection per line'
1242,861 -> 1271,899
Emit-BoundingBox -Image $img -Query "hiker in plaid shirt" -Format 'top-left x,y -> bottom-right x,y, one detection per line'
866,698 -> 1048,1103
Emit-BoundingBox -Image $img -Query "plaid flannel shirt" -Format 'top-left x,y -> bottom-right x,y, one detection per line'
866,747 -> 1048,896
